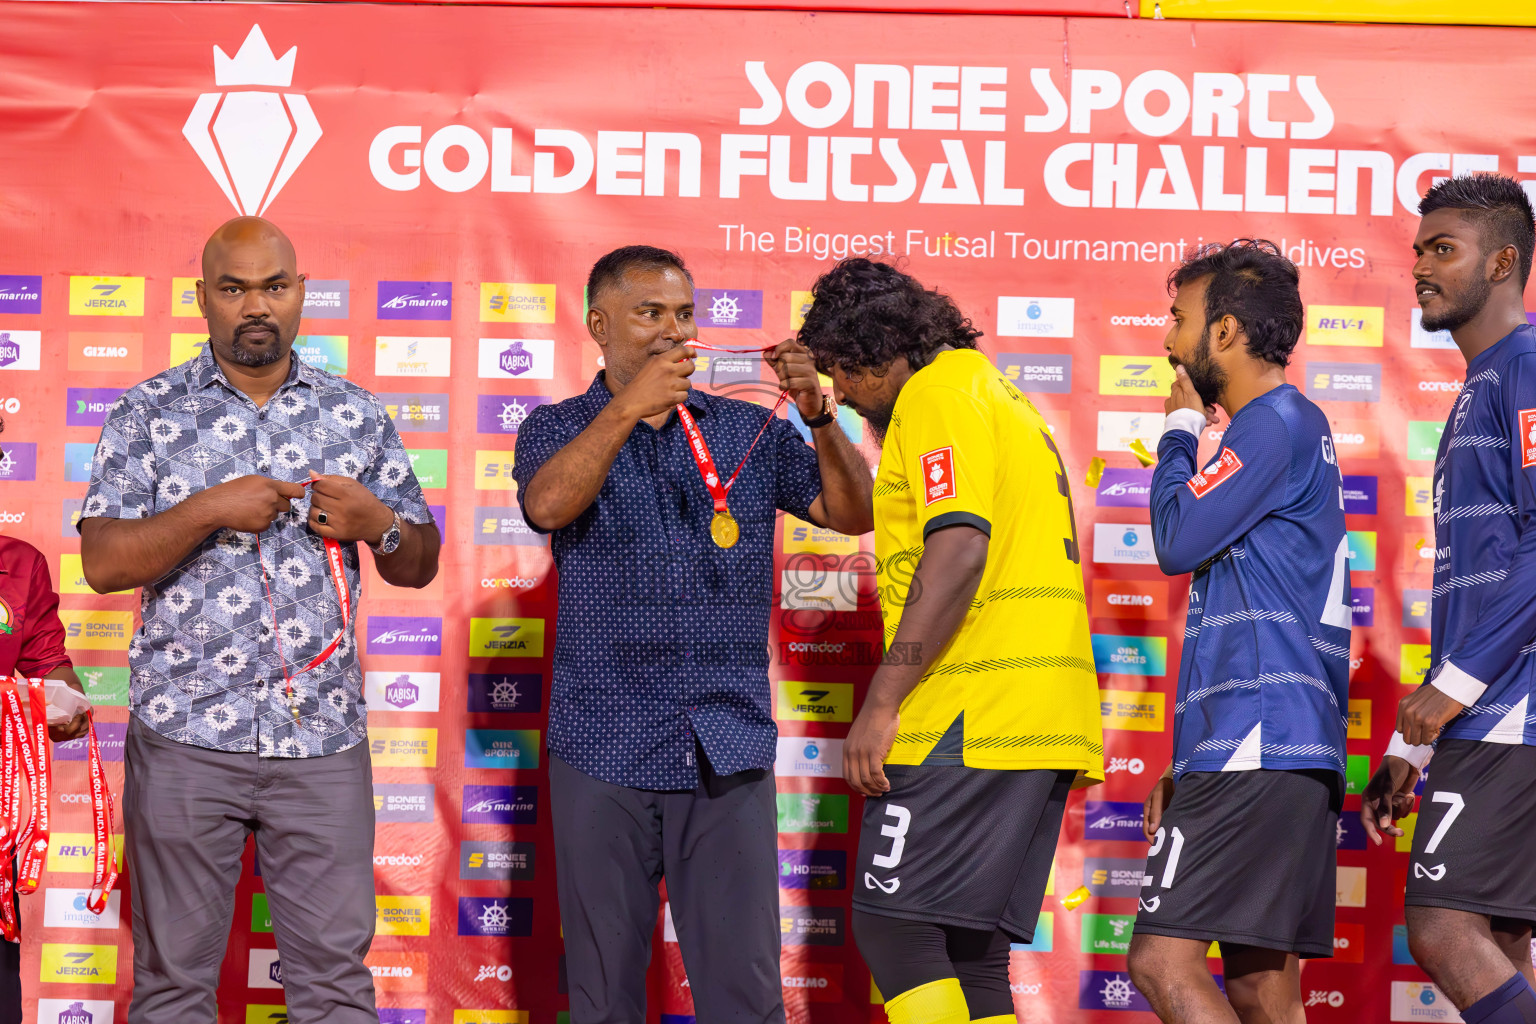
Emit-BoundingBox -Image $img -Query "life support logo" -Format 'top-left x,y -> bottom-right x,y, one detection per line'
184,26 -> 322,215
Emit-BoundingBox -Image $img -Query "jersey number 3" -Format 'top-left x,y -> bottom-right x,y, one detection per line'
1041,429 -> 1081,564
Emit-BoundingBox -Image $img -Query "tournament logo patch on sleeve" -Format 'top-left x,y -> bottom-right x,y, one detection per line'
1519,409 -> 1536,468
1186,447 -> 1244,498
920,447 -> 956,505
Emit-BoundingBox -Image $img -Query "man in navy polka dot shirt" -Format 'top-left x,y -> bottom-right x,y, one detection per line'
514,245 -> 873,1023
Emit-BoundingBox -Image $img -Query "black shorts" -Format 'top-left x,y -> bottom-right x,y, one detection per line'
852,765 -> 1072,942
1405,739 -> 1536,925
1133,768 -> 1341,958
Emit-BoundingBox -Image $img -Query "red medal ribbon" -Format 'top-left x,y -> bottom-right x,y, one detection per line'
0,679 -> 20,940
6,681 -> 40,902
688,339 -> 780,354
676,391 -> 789,515
15,677 -> 50,893
254,478 -> 353,719
84,709 -> 118,915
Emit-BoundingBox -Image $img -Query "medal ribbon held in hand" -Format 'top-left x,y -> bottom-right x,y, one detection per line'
15,677 -> 50,894
83,709 -> 118,915
254,478 -> 352,721
0,676 -> 62,938
675,337 -> 797,548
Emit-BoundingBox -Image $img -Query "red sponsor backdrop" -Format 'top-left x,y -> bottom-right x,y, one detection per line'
2,3 -> 1535,1022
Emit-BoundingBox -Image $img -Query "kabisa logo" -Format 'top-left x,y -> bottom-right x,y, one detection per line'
386,676 -> 419,708
365,672 -> 440,713
183,26 -> 321,215
500,341 -> 534,376
38,1000 -> 114,1024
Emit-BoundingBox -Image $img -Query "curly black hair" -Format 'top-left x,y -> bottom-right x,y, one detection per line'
1168,239 -> 1303,368
1420,173 -> 1536,287
796,258 -> 980,375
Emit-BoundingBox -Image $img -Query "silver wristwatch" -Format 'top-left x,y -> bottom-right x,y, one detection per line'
369,511 -> 404,555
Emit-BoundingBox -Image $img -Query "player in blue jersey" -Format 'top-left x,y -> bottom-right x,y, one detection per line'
1125,240 -> 1351,1024
1361,174 -> 1536,1024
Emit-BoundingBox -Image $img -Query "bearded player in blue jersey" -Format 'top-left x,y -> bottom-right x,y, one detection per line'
1126,240 -> 1352,1024
1361,174 -> 1536,1024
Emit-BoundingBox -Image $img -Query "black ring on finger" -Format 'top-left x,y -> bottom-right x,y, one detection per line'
317,511 -> 329,525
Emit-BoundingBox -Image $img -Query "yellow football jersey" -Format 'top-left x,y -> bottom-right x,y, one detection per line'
873,348 -> 1103,784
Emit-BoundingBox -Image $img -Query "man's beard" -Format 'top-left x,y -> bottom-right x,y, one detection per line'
1173,332 -> 1227,408
226,332 -> 287,367
859,399 -> 895,446
1421,275 -> 1492,333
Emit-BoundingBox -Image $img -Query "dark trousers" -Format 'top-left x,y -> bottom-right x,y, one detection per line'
550,752 -> 786,1024
124,717 -> 378,1024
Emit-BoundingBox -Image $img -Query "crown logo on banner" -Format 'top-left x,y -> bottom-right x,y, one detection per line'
212,24 -> 296,87
182,25 -> 322,216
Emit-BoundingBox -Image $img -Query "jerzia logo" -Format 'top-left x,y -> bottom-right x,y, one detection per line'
183,26 -> 322,215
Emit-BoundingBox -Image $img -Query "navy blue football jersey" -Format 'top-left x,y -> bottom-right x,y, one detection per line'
1430,325 -> 1536,745
1151,384 -> 1351,779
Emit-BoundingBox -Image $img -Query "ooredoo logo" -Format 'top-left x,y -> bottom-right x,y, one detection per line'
184,26 -> 322,216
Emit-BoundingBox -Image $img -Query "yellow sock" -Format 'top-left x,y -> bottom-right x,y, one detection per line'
970,1016 -> 1017,1024
884,978 -> 971,1024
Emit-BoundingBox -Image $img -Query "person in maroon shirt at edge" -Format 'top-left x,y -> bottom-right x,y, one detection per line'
0,413 -> 90,1024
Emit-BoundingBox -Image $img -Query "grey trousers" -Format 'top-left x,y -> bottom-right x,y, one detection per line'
123,717 -> 378,1024
549,753 -> 786,1024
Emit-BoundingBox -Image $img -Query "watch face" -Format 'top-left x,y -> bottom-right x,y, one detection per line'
379,520 -> 403,554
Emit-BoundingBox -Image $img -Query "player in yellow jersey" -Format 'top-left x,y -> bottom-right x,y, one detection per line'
797,259 -> 1103,1024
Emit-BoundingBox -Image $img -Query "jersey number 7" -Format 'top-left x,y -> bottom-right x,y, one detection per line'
1040,429 -> 1081,564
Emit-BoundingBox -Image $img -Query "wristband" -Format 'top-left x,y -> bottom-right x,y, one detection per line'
1162,408 -> 1207,438
1429,661 -> 1488,707
1385,730 -> 1435,771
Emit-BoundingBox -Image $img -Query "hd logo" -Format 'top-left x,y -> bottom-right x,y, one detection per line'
468,618 -> 546,657
40,945 -> 117,984
68,277 -> 144,317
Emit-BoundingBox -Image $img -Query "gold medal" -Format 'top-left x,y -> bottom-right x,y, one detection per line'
710,510 -> 740,549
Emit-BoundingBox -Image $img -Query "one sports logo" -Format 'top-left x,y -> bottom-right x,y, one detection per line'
1413,862 -> 1447,881
1137,896 -> 1160,913
863,872 -> 900,894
